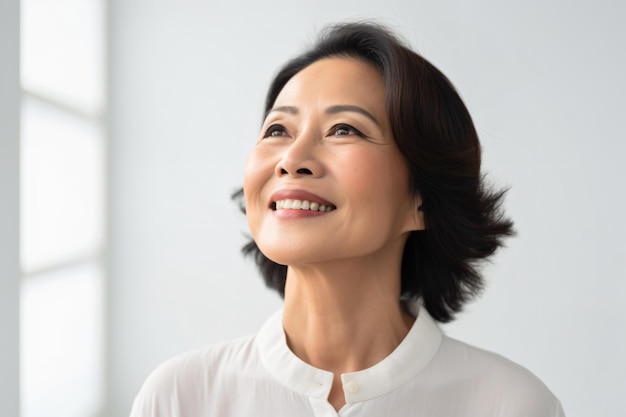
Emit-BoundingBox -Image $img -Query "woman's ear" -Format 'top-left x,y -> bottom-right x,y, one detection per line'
403,193 -> 425,232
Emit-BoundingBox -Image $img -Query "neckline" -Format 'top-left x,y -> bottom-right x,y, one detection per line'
256,305 -> 443,403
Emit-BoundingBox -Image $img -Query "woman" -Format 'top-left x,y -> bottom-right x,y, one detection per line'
130,22 -> 565,416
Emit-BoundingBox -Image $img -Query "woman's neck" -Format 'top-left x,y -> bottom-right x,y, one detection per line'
282,260 -> 414,410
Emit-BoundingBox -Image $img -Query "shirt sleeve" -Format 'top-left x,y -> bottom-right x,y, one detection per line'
128,373 -> 180,417
128,386 -> 169,417
554,400 -> 566,417
128,355 -> 189,417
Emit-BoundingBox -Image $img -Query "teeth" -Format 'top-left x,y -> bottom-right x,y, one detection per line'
274,199 -> 335,212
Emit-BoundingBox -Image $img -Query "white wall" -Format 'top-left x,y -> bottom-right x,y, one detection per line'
0,0 -> 20,415
108,1 -> 626,416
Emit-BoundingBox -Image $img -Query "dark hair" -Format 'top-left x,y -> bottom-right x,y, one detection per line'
233,21 -> 514,322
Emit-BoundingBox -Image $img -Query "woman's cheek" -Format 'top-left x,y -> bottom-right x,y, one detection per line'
243,149 -> 273,238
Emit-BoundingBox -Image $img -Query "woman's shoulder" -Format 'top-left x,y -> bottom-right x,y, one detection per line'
432,335 -> 565,416
129,334 -> 261,416
439,335 -> 549,386
143,333 -> 259,387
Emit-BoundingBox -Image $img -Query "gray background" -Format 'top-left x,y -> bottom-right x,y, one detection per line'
0,0 -> 20,416
101,0 -> 626,415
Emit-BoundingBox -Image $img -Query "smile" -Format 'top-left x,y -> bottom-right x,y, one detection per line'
273,199 -> 336,212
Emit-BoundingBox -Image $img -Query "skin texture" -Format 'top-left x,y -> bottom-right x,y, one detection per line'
243,57 -> 424,411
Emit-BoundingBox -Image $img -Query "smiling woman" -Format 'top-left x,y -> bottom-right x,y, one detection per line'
129,22 -> 565,417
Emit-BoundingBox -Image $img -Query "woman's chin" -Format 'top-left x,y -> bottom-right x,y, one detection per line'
256,244 -> 333,268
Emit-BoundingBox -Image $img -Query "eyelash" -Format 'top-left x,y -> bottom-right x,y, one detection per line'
330,123 -> 366,138
262,123 -> 367,139
263,124 -> 287,138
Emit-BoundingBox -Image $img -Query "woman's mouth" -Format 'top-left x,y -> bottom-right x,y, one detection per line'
272,199 -> 336,212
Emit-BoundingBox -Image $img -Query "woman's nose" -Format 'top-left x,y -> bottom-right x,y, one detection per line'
275,133 -> 324,178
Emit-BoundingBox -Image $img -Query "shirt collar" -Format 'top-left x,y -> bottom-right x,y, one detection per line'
256,306 -> 443,403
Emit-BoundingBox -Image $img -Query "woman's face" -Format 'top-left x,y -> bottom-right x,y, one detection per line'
244,57 -> 423,267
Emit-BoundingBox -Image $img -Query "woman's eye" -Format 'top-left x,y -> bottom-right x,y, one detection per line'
263,124 -> 287,138
331,123 -> 365,138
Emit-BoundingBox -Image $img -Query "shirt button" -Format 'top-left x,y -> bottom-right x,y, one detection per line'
345,381 -> 359,394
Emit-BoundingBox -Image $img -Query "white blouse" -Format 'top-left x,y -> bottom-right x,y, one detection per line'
130,308 -> 565,417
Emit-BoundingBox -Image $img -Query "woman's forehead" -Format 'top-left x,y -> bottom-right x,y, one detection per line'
272,57 -> 386,116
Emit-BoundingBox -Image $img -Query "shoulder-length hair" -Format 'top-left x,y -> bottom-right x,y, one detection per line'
233,21 -> 514,322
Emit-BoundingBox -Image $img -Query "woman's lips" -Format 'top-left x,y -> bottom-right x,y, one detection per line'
269,189 -> 337,212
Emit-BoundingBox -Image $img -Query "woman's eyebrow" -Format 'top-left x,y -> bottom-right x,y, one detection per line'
325,105 -> 379,126
266,104 -> 378,124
